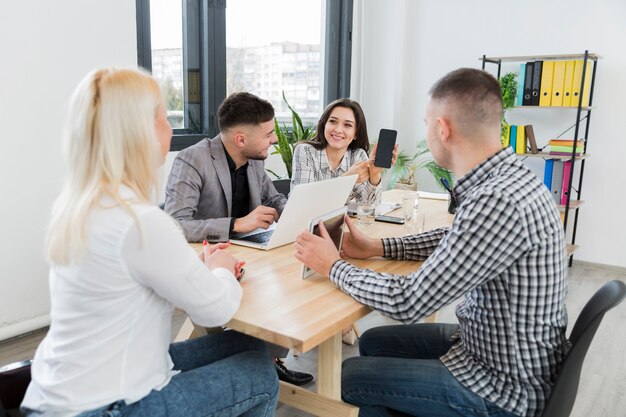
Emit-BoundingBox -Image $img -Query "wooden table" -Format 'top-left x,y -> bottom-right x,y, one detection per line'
176,190 -> 454,417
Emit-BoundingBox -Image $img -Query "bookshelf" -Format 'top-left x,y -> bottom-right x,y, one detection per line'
481,51 -> 599,266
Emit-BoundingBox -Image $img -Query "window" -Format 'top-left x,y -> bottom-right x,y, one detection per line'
136,0 -> 353,151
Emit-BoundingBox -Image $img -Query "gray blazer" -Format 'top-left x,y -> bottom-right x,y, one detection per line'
165,135 -> 287,242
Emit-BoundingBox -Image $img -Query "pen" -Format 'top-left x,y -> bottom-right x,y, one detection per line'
440,178 -> 452,193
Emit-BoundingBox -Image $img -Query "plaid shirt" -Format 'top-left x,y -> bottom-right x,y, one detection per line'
291,143 -> 381,204
330,147 -> 568,417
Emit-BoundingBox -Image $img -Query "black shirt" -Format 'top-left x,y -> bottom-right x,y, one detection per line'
223,144 -> 250,233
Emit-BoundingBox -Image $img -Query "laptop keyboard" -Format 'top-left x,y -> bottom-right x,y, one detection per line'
238,230 -> 274,244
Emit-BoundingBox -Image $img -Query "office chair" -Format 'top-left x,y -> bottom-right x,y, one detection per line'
272,178 -> 291,199
385,279 -> 626,417
539,279 -> 625,417
0,360 -> 31,417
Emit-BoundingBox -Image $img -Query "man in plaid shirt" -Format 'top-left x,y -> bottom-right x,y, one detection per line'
295,68 -> 568,417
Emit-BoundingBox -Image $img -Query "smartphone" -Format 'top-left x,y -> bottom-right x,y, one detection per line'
374,129 -> 397,168
374,215 -> 405,225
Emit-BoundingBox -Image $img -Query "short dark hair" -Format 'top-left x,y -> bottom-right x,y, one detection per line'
308,98 -> 369,152
429,68 -> 503,129
218,92 -> 275,131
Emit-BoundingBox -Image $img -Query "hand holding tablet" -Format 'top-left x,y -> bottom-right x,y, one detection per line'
299,207 -> 347,279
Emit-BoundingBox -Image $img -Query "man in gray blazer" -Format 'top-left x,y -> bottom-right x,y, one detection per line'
165,93 -> 286,243
165,92 -> 313,386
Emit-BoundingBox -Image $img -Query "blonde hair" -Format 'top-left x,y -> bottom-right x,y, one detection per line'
46,68 -> 162,264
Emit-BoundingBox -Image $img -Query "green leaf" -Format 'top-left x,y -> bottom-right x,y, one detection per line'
283,91 -> 305,135
385,140 -> 454,191
266,168 -> 281,179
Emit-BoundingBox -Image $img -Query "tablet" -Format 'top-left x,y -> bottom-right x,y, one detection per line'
301,206 -> 347,279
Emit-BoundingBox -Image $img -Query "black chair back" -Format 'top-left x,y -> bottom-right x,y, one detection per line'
0,360 -> 32,417
540,279 -> 626,417
272,178 -> 291,199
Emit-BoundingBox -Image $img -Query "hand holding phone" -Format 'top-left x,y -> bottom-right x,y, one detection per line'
373,129 -> 397,168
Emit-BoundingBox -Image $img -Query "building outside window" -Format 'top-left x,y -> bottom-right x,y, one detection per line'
137,0 -> 352,150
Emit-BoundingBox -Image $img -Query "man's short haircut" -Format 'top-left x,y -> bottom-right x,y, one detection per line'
218,92 -> 275,131
429,68 -> 503,131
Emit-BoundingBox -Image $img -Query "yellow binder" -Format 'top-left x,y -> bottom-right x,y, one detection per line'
516,125 -> 526,154
571,60 -> 584,107
539,61 -> 555,106
562,61 -> 576,107
551,61 -> 567,107
581,61 -> 593,106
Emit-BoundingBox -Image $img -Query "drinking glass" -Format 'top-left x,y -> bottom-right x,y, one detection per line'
402,192 -> 419,220
357,203 -> 375,227
404,209 -> 425,234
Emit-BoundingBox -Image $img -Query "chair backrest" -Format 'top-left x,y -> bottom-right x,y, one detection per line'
272,178 -> 291,199
0,359 -> 32,415
540,279 -> 626,417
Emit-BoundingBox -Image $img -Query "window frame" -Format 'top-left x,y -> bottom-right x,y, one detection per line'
136,0 -> 352,151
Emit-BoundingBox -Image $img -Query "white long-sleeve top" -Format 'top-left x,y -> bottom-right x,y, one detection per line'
22,188 -> 242,416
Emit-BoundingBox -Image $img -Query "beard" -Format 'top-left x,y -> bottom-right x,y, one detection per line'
242,148 -> 268,161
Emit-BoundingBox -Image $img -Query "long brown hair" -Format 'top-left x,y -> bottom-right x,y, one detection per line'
307,98 -> 369,152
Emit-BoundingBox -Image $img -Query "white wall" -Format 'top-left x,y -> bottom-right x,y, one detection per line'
0,0 -> 137,340
351,0 -> 626,268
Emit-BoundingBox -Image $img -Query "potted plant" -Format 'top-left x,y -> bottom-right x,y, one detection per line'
267,92 -> 316,180
499,72 -> 518,146
386,140 -> 454,191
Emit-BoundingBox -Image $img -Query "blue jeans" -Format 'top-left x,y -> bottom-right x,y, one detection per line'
76,331 -> 278,417
341,324 -> 520,417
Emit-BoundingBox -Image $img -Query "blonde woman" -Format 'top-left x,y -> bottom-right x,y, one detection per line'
21,68 -> 278,417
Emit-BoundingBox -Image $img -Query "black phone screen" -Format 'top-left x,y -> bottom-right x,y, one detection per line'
374,128 -> 397,168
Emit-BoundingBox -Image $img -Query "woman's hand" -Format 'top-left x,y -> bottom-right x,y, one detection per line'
344,160 -> 370,184
294,221 -> 341,277
341,216 -> 384,259
200,240 -> 244,280
368,144 -> 400,185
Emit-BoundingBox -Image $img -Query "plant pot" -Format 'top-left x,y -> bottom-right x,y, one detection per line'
394,182 -> 417,191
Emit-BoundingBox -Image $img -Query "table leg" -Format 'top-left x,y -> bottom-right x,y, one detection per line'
317,332 -> 342,400
278,331 -> 358,417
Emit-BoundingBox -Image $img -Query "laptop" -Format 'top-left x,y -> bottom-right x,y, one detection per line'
229,175 -> 357,250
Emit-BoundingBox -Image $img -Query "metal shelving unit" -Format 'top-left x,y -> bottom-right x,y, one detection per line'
481,51 -> 599,266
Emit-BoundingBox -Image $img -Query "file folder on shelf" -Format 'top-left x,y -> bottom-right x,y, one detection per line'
531,61 -> 543,106
516,125 -> 526,154
571,60 -> 584,107
562,60 -> 576,107
523,62 -> 534,106
551,160 -> 564,204
561,160 -> 572,205
539,61 -> 554,106
551,61 -> 567,107
544,159 -> 554,190
581,60 -> 593,107
517,63 -> 526,106
509,125 -> 517,151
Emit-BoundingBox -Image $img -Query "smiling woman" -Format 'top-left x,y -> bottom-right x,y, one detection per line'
290,98 -> 397,205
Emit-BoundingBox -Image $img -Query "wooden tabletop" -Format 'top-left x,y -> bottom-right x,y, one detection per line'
190,189 -> 454,354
